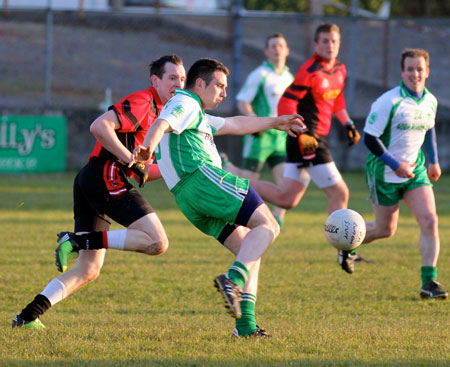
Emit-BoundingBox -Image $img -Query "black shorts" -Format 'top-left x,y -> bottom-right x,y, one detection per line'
286,134 -> 333,168
73,157 -> 153,232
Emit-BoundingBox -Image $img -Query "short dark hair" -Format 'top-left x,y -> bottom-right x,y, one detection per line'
265,33 -> 286,49
314,23 -> 340,42
149,54 -> 183,79
186,58 -> 229,89
401,48 -> 429,70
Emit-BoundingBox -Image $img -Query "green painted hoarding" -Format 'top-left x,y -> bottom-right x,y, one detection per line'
0,115 -> 67,173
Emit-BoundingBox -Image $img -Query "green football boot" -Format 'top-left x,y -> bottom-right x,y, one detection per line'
55,232 -> 80,273
12,315 -> 46,330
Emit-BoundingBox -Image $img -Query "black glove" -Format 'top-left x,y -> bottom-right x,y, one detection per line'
130,162 -> 149,188
298,132 -> 319,158
345,123 -> 361,146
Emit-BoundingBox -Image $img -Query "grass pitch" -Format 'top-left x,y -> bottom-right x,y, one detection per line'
1,172 -> 450,366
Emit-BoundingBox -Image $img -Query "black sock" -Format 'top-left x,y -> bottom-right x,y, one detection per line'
74,231 -> 106,250
19,294 -> 51,322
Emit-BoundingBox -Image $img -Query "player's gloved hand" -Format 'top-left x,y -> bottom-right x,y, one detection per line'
130,162 -> 149,188
345,121 -> 361,146
298,132 -> 319,158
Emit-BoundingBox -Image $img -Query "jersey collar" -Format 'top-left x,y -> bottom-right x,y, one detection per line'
399,80 -> 429,102
148,86 -> 163,111
263,60 -> 289,74
175,88 -> 205,113
313,52 -> 336,71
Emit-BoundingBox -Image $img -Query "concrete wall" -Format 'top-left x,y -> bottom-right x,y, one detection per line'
1,12 -> 449,172
2,107 -> 448,172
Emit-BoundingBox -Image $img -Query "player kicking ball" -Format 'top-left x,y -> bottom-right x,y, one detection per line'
132,58 -> 305,337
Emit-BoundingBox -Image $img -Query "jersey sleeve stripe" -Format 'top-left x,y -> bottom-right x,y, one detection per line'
123,99 -> 140,130
290,85 -> 309,91
282,91 -> 300,101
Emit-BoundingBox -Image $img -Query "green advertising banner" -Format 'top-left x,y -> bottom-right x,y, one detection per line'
0,115 -> 67,173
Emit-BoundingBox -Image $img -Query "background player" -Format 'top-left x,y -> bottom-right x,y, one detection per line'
362,48 -> 447,300
222,33 -> 294,227
132,58 -> 304,338
12,55 -> 186,329
250,23 -> 361,273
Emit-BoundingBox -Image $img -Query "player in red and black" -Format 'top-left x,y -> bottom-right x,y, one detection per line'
250,24 -> 362,274
12,55 -> 186,330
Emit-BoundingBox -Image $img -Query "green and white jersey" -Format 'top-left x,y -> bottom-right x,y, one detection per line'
364,81 -> 437,183
236,61 -> 294,118
155,89 -> 226,190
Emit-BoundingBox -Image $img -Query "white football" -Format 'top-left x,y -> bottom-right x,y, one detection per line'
324,209 -> 366,251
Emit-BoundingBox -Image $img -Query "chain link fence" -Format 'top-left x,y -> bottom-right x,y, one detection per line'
1,5 -> 449,169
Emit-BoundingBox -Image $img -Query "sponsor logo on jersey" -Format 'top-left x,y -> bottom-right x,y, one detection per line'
171,105 -> 185,118
322,89 -> 341,100
204,132 -> 213,145
321,78 -> 330,89
397,122 -> 432,131
397,108 -> 434,131
368,112 -> 377,125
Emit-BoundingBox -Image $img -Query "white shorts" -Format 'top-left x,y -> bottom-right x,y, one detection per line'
283,162 -> 342,189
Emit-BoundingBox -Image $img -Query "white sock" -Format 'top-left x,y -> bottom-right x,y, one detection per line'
106,229 -> 127,250
41,278 -> 67,306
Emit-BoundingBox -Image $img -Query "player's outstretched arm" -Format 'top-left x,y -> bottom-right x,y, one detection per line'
216,114 -> 305,137
130,118 -> 172,166
274,114 -> 306,136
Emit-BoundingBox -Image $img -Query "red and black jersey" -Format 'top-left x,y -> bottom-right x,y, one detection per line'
89,86 -> 163,163
278,53 -> 346,137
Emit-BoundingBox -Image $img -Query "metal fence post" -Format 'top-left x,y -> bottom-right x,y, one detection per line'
231,0 -> 242,114
44,0 -> 53,107
382,18 -> 390,90
347,0 -> 359,116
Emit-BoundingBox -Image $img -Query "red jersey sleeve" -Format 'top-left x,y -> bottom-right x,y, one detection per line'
278,64 -> 311,116
332,65 -> 347,113
111,90 -> 153,133
333,90 -> 346,113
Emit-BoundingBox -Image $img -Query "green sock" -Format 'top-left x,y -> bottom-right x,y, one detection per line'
421,266 -> 437,287
220,154 -> 229,169
274,215 -> 284,228
235,293 -> 257,336
227,261 -> 249,288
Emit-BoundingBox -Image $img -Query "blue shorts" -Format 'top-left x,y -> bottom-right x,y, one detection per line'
217,186 -> 264,244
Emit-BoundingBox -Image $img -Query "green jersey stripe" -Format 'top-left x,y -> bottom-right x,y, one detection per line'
200,166 -> 247,195
199,166 -> 245,201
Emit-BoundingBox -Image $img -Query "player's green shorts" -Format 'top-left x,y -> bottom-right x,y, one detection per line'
366,164 -> 432,206
242,130 -> 286,172
172,164 -> 250,239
